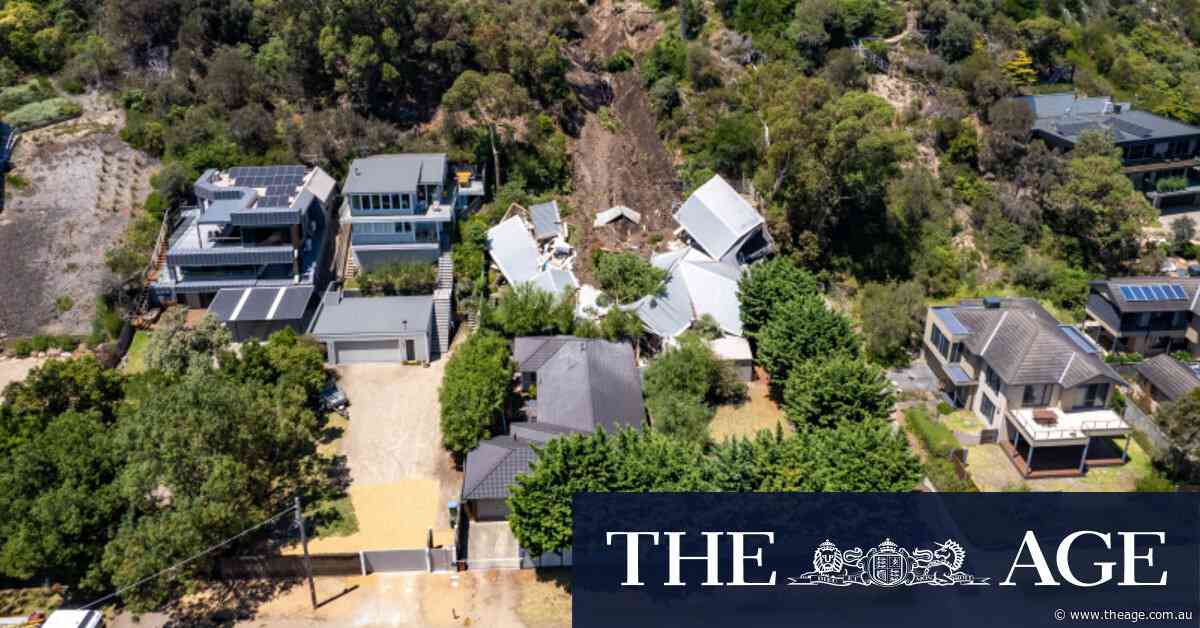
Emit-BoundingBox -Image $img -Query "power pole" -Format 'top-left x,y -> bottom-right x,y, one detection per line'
295,496 -> 317,611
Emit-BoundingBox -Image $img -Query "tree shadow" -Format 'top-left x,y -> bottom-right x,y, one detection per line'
161,578 -> 299,627
534,567 -> 573,594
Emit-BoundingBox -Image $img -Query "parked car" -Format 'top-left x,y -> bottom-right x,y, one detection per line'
319,381 -> 349,417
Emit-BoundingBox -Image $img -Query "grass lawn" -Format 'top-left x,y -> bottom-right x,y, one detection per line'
710,379 -> 793,442
941,410 -> 982,434
965,437 -> 1154,492
122,330 -> 151,373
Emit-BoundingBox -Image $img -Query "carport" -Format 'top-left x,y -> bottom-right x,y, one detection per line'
309,291 -> 434,364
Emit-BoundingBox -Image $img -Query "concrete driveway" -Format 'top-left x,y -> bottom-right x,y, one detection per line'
304,344 -> 462,552
886,359 -> 939,396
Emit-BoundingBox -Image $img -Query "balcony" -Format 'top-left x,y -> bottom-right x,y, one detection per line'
1008,406 -> 1128,446
164,211 -> 294,267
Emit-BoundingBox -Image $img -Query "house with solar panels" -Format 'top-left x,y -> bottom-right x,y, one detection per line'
924,297 -> 1131,478
148,165 -> 338,340
1084,278 -> 1200,356
1017,94 -> 1200,208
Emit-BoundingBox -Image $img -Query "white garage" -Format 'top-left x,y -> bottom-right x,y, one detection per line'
309,291 -> 434,364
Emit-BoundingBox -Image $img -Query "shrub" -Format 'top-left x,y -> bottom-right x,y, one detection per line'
3,97 -> 83,130
0,80 -> 51,113
592,250 -> 667,304
439,332 -> 513,460
1135,473 -> 1175,492
937,401 -> 954,415
858,280 -> 925,366
904,406 -> 958,457
1157,176 -> 1189,193
358,262 -> 438,296
737,257 -> 819,339
604,50 -> 635,72
1104,351 -> 1144,364
756,294 -> 858,387
55,296 -> 74,314
486,282 -> 576,338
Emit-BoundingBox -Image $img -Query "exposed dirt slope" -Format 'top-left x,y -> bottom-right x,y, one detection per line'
566,0 -> 682,282
0,92 -> 157,337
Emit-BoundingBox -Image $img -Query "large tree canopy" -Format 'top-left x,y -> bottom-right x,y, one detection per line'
439,332 -> 513,459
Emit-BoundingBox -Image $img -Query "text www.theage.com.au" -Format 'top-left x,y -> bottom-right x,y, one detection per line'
1054,608 -> 1195,622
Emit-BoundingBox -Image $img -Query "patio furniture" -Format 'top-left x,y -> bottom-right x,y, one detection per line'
1032,409 -> 1057,426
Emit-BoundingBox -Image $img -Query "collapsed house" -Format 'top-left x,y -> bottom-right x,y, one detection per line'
486,209 -> 579,296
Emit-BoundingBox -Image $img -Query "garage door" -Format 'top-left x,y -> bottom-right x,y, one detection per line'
334,339 -> 399,363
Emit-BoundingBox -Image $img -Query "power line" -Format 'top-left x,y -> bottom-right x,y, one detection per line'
81,503 -> 299,610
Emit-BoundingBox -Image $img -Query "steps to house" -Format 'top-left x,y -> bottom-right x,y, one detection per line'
433,252 -> 454,356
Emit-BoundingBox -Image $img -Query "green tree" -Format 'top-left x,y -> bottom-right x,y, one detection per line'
486,283 -> 576,338
0,356 -> 124,456
144,310 -> 232,375
359,262 -> 439,296
1046,135 -> 1157,274
757,418 -> 922,491
1155,388 -> 1200,481
643,333 -> 745,407
646,392 -> 714,448
592,251 -> 668,304
736,256 -> 819,338
756,294 -> 859,388
858,281 -> 926,366
439,333 -> 513,459
442,71 -> 531,191
781,355 -> 895,427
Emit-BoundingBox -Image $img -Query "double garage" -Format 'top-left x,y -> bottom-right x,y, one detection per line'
309,292 -> 434,364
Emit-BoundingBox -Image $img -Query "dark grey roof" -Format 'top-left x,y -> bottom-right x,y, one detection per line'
536,338 -> 645,432
209,286 -> 315,322
943,299 -> 1125,388
1088,278 -> 1200,314
529,200 -> 561,240
309,292 -> 432,338
461,436 -> 538,500
513,336 -> 576,372
343,154 -> 446,194
1019,95 -> 1200,144
1135,354 -> 1200,402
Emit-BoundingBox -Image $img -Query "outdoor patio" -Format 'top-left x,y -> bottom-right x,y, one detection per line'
964,438 -> 1153,492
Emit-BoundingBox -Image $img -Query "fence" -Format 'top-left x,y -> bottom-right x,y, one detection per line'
1123,402 -> 1170,455
219,547 -> 457,579
465,549 -> 573,571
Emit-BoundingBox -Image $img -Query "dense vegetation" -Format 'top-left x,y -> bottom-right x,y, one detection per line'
508,423 -> 922,555
0,323 -> 344,610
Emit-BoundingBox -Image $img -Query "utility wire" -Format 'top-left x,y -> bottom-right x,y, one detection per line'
81,503 -> 299,610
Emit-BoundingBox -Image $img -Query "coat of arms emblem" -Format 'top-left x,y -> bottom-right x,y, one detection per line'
789,538 -> 989,587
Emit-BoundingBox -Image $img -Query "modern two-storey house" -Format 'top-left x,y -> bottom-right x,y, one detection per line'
1018,93 -> 1200,208
924,298 -> 1131,478
1084,277 -> 1200,357
339,153 -> 483,273
148,165 -> 337,339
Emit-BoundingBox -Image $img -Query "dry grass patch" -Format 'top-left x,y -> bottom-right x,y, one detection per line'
710,379 -> 792,442
516,569 -> 572,628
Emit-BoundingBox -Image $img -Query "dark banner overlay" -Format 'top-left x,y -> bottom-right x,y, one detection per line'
573,493 -> 1200,627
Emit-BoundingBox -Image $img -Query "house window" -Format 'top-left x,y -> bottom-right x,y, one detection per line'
1022,384 -> 1051,408
401,194 -> 411,210
985,365 -> 1003,393
391,194 -> 401,209
980,395 -> 996,424
931,325 -> 950,359
1080,383 -> 1109,409
393,222 -> 413,234
381,194 -> 392,210
352,195 -> 362,210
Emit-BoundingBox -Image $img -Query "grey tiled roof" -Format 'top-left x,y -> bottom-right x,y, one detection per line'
309,293 -> 432,337
461,436 -> 538,500
513,336 -> 646,432
1019,95 -> 1200,144
1135,354 -> 1200,402
513,336 -> 576,372
944,299 -> 1125,388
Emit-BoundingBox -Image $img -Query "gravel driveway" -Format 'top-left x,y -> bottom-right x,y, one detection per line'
327,350 -> 462,547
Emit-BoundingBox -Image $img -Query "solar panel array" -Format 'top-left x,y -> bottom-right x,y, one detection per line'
228,165 -> 306,208
1117,284 -> 1188,302
1056,121 -> 1104,136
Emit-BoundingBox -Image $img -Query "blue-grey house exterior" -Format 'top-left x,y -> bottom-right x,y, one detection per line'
148,165 -> 338,339
340,153 -> 484,273
1018,94 -> 1200,208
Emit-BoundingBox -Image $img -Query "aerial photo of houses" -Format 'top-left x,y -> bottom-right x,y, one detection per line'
0,0 -> 1199,626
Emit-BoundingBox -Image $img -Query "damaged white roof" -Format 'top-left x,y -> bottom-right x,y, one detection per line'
674,175 -> 763,260
487,216 -> 541,284
629,247 -> 744,339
